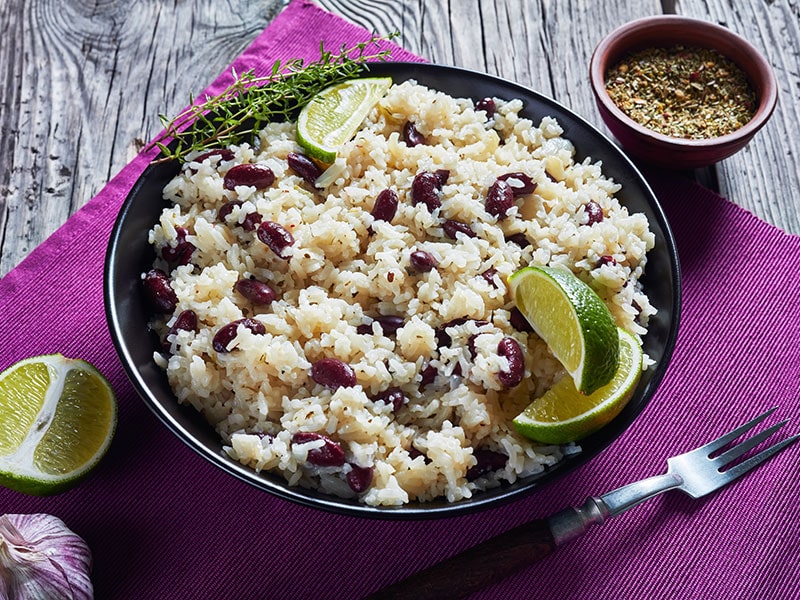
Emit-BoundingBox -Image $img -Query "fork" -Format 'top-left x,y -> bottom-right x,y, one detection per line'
365,407 -> 798,600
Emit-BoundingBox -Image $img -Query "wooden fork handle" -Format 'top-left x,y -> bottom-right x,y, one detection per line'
363,519 -> 556,600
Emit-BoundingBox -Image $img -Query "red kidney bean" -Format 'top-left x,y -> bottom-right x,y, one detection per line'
192,148 -> 235,164
403,121 -> 425,147
435,327 -> 452,348
375,315 -> 404,335
434,317 -> 469,347
235,278 -> 277,305
223,164 -> 275,190
371,387 -> 406,413
598,255 -> 617,266
218,201 -> 242,221
464,320 -> 491,358
480,268 -> 498,288
419,364 -> 438,389
486,179 -> 514,219
212,318 -> 266,353
310,358 -> 357,389
497,337 -> 525,387
357,315 -> 404,336
434,169 -> 450,186
496,172 -> 537,196
467,333 -> 480,358
505,232 -> 530,248
408,446 -> 429,462
509,307 -> 533,333
411,171 -> 443,212
466,449 -> 508,481
287,152 -> 322,184
241,212 -> 263,231
441,317 -> 469,328
409,249 -> 438,273
257,221 -> 294,259
171,309 -> 198,333
162,309 -> 198,351
143,269 -> 178,314
291,432 -> 346,467
346,464 -> 374,493
218,201 -> 262,231
475,97 -> 496,118
371,188 -> 398,222
161,227 -> 196,266
585,200 -> 604,225
443,219 -> 476,239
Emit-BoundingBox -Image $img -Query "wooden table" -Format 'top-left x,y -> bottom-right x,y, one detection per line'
1,0 -> 798,278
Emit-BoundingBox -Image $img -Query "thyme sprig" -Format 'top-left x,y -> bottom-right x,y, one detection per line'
149,34 -> 397,163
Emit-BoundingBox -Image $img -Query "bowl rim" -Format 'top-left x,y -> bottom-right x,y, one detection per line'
589,15 -> 778,148
105,60 -> 682,520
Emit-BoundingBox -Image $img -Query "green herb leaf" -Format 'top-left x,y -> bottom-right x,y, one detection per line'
149,34 -> 398,163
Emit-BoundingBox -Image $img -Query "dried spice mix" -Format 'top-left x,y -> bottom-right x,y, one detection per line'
605,45 -> 756,139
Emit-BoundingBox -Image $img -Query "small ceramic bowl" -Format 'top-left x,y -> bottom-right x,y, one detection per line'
590,15 -> 778,169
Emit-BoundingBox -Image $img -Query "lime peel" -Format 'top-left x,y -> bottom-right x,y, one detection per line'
296,76 -> 393,163
0,354 -> 117,495
508,265 -> 619,395
513,327 -> 643,444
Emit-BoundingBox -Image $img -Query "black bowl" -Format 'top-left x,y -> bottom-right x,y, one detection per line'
105,62 -> 681,519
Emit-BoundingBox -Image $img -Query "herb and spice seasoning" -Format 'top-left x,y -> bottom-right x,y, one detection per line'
605,45 -> 756,139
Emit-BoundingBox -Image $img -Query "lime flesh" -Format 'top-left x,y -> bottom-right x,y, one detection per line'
0,354 -> 117,495
296,77 -> 393,163
513,327 -> 643,444
508,265 -> 619,395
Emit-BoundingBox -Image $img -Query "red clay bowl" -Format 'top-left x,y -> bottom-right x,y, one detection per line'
590,15 -> 778,170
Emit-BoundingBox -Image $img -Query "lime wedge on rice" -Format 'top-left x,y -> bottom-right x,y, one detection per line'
297,76 -> 392,163
513,327 -> 643,444
0,354 -> 117,495
508,265 -> 619,395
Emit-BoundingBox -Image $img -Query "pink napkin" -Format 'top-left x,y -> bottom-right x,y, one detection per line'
1,1 -> 798,598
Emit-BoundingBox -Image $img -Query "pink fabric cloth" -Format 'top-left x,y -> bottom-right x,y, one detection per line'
1,2 -> 798,598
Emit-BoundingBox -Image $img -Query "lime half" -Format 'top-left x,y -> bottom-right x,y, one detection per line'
513,327 -> 643,444
0,354 -> 117,495
508,265 -> 619,395
297,76 -> 392,163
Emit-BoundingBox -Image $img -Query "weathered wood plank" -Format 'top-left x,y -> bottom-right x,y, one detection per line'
0,0 -> 285,276
1,0 -> 797,279
320,0 -> 661,120
677,0 -> 800,233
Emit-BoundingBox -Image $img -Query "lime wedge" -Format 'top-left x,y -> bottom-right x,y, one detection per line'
508,265 -> 619,395
513,327 -> 643,444
0,354 -> 117,495
296,76 -> 392,163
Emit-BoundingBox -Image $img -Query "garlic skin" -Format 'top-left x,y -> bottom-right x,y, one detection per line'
0,514 -> 93,600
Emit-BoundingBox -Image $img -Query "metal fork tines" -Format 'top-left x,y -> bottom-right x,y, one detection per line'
552,407 -> 799,542
669,407 -> 799,498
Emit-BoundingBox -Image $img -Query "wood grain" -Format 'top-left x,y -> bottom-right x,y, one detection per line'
678,0 -> 800,232
0,0 -> 285,276
362,517 -> 557,599
1,0 -> 798,278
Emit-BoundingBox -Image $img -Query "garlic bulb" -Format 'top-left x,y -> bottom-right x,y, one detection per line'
0,514 -> 93,600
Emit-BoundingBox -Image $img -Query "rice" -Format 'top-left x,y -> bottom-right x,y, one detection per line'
146,80 -> 656,506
